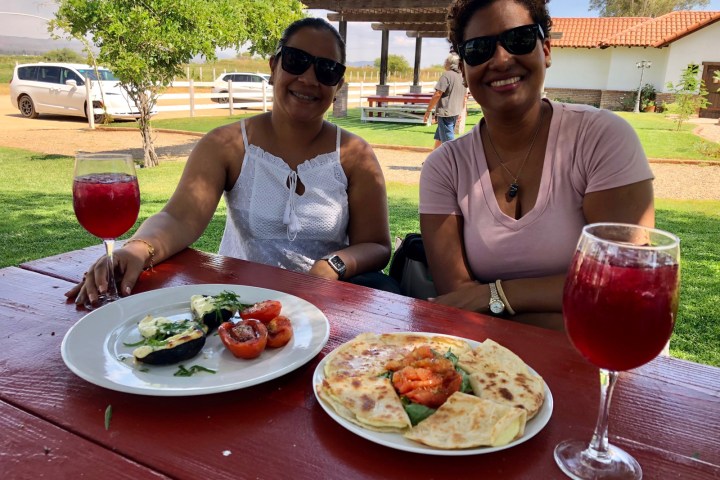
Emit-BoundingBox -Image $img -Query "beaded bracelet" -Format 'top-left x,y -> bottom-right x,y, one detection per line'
494,280 -> 516,315
123,239 -> 155,271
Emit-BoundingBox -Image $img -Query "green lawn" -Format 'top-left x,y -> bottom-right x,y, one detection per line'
1,146 -> 718,367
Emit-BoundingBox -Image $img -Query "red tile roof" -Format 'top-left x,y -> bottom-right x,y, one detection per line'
551,11 -> 720,49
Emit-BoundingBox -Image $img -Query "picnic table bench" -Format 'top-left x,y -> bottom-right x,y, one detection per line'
362,95 -> 433,125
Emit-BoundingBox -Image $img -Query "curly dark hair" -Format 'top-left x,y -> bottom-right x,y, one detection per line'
447,0 -> 552,53
275,17 -> 346,64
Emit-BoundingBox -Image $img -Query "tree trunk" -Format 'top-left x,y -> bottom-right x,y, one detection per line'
138,91 -> 158,167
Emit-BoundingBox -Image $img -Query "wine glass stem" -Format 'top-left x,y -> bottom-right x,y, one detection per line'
103,239 -> 119,300
586,368 -> 618,461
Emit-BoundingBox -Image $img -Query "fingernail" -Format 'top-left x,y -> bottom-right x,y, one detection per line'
125,286 -> 131,295
427,297 -> 436,302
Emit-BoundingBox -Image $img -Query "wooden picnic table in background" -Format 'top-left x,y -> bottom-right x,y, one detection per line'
1,246 -> 719,478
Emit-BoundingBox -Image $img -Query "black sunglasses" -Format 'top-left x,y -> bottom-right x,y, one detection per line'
275,45 -> 346,87
458,24 -> 544,67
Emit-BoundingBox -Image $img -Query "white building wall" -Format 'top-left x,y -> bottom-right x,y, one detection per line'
545,48 -> 610,89
605,47 -> 667,92
663,21 -> 720,91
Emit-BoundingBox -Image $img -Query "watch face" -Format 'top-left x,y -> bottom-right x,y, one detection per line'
490,301 -> 505,314
327,255 -> 346,278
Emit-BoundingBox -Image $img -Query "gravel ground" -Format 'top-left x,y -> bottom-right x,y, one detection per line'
1,96 -> 719,200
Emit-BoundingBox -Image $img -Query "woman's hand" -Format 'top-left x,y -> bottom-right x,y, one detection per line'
64,244 -> 147,306
308,259 -> 341,280
429,281 -> 489,312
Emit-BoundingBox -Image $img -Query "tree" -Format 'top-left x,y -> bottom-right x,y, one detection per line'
589,0 -> 709,17
374,54 -> 411,76
664,63 -> 710,131
43,48 -> 85,63
51,0 -> 304,167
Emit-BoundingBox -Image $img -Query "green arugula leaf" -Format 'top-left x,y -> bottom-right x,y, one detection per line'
104,405 -> 112,431
174,364 -> 217,377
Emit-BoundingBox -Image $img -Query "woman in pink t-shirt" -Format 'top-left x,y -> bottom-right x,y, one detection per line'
419,0 -> 654,329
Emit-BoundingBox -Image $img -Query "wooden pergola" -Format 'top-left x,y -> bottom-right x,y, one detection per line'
303,0 -> 452,107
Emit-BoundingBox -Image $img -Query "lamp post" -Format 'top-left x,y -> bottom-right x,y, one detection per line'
633,60 -> 652,113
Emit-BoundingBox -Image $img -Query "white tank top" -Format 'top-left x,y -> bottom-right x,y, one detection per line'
218,120 -> 350,272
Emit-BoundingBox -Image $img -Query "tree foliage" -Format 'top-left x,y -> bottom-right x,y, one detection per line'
589,0 -> 710,17
51,0 -> 304,167
374,54 -> 411,75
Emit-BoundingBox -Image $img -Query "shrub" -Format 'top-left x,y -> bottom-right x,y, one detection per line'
664,64 -> 710,131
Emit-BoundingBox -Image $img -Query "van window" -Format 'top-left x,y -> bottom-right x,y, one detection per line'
60,68 -> 85,85
38,66 -> 62,84
75,69 -> 119,81
17,66 -> 38,81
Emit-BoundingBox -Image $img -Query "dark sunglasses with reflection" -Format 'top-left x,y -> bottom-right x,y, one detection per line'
275,45 -> 346,87
458,24 -> 545,67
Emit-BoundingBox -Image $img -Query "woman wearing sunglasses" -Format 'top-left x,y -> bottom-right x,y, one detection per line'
419,0 -> 654,329
67,18 -> 399,306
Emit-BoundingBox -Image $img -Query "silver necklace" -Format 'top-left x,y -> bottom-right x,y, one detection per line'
485,105 -> 546,199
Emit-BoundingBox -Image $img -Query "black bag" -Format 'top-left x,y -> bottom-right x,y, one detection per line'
389,234 -> 437,300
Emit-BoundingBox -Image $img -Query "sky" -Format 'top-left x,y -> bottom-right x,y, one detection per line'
2,0 -> 720,67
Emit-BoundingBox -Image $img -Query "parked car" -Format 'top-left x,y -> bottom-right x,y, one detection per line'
9,62 -> 153,123
210,72 -> 272,103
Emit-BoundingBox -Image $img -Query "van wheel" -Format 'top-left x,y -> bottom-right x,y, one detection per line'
218,91 -> 229,103
94,113 -> 107,124
18,95 -> 39,118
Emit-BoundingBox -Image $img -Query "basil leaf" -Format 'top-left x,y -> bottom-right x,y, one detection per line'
401,397 -> 436,426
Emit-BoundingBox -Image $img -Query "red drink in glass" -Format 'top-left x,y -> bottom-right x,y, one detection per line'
563,253 -> 679,371
73,173 -> 140,239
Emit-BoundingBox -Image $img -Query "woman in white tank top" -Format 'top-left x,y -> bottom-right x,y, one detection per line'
67,18 -> 399,305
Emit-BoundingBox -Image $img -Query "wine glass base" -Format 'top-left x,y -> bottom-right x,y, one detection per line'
554,439 -> 642,480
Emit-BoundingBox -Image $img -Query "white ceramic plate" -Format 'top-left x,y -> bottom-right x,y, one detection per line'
313,333 -> 553,456
62,284 -> 329,396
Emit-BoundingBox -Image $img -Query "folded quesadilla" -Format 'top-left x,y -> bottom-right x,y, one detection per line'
404,392 -> 527,448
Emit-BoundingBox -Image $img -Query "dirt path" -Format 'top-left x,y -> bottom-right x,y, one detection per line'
1,95 -> 719,200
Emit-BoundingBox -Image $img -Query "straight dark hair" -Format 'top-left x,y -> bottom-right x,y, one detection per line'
447,0 -> 552,53
276,17 -> 346,64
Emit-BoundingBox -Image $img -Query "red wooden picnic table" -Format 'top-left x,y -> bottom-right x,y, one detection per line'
2,245 -> 719,479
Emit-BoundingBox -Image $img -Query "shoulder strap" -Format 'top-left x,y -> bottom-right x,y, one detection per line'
335,125 -> 341,156
240,119 -> 249,150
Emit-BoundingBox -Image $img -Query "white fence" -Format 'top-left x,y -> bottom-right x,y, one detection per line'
154,81 -> 441,117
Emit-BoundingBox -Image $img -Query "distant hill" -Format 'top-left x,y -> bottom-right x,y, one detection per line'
0,36 -> 86,55
347,60 -> 374,67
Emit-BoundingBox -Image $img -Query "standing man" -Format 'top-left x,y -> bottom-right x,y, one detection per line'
423,52 -> 466,149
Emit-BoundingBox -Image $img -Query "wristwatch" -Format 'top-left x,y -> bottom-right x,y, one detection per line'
323,254 -> 347,279
488,282 -> 506,314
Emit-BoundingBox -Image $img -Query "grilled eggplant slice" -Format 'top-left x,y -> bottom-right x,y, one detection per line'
190,291 -> 246,332
132,315 -> 207,365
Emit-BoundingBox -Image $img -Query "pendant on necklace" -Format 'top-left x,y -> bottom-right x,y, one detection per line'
508,183 -> 519,198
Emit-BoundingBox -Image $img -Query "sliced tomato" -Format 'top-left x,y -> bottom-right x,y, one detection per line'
388,346 -> 462,408
240,300 -> 282,324
218,320 -> 268,359
266,315 -> 293,348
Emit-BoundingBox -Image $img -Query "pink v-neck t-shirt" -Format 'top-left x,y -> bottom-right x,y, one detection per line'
419,100 -> 653,282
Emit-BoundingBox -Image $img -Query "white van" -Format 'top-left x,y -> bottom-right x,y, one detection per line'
211,72 -> 272,103
9,62 -> 153,122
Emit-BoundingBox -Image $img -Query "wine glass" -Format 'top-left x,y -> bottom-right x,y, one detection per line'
555,222 -> 680,480
72,152 -> 140,308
